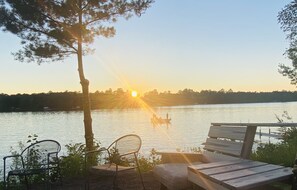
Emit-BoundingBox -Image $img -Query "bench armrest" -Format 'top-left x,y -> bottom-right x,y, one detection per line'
156,151 -> 204,164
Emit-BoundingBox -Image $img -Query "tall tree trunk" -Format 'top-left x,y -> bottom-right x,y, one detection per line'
77,0 -> 94,151
77,47 -> 94,151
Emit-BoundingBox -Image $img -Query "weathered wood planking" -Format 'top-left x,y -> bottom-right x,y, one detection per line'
188,170 -> 230,190
187,123 -> 293,190
155,124 -> 259,190
203,138 -> 243,157
211,122 -> 297,127
188,159 -> 293,190
200,161 -> 267,176
224,167 -> 292,190
211,164 -> 284,181
188,160 -> 246,171
208,126 -> 247,140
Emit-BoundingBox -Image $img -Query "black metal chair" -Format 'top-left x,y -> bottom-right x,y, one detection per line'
3,139 -> 61,189
84,134 -> 145,189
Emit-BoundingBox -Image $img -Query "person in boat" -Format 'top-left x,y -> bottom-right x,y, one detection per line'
151,113 -> 171,124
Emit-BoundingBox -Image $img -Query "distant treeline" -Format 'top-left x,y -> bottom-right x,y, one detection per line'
1,88 -> 297,112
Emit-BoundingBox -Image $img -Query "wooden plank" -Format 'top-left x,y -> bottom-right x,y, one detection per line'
204,138 -> 243,157
211,164 -> 283,181
188,170 -> 229,190
208,126 -> 246,140
223,167 -> 292,190
202,151 -> 243,162
188,159 -> 247,171
200,161 -> 267,176
211,122 -> 297,127
205,138 -> 243,148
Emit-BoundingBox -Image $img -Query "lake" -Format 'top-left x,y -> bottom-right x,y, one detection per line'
0,101 -> 296,160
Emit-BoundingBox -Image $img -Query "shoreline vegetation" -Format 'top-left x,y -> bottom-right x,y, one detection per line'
1,88 -> 297,112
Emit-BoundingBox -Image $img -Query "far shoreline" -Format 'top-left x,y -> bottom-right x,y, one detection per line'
1,90 -> 297,112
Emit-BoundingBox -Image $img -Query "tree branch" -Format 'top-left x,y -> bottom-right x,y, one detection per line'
11,17 -> 78,53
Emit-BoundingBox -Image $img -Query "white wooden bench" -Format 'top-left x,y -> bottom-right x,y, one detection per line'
153,124 -> 257,190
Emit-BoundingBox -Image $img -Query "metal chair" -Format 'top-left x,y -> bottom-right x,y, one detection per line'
3,139 -> 61,189
85,134 -> 145,189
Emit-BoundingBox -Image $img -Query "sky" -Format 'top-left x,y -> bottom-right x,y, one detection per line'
0,0 -> 295,95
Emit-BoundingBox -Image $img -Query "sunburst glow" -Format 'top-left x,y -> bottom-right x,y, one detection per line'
131,90 -> 138,97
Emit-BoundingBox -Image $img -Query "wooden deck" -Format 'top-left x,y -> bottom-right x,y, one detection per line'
188,159 -> 292,190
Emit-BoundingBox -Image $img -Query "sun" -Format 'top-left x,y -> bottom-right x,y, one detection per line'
131,90 -> 138,98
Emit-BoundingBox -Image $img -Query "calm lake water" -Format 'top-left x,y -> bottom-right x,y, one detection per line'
0,102 -> 297,161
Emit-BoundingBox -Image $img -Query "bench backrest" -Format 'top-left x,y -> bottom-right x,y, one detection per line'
203,125 -> 256,159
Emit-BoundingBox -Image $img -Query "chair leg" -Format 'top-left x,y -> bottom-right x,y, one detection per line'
136,167 -> 145,190
25,175 -> 30,190
5,175 -> 10,190
112,166 -> 118,189
134,155 -> 145,190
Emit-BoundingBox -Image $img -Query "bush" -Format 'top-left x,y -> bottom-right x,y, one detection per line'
251,126 -> 297,167
60,141 -> 101,178
251,142 -> 297,167
59,143 -> 86,178
252,111 -> 297,167
138,148 -> 161,172
0,182 -> 4,190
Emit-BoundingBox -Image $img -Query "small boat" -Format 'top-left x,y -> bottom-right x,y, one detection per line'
151,114 -> 171,125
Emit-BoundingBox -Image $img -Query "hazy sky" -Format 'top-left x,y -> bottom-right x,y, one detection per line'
0,0 -> 295,95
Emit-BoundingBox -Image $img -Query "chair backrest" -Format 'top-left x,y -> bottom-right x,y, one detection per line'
203,125 -> 256,158
21,140 -> 61,169
108,134 -> 141,156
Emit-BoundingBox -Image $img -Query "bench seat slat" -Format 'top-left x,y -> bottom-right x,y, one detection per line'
223,167 -> 292,189
201,161 -> 267,176
203,138 -> 243,157
208,126 -> 247,140
212,164 -> 284,181
188,160 -> 245,171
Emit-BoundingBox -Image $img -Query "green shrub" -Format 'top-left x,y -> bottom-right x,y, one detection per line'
138,148 -> 161,172
251,125 -> 297,167
283,127 -> 297,144
60,143 -> 86,178
0,181 -> 4,190
251,142 -> 297,167
252,111 -> 297,167
60,140 -> 101,178
107,147 -> 125,166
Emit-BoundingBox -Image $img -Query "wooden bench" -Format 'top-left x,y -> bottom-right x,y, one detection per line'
188,159 -> 292,190
153,124 -> 257,190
